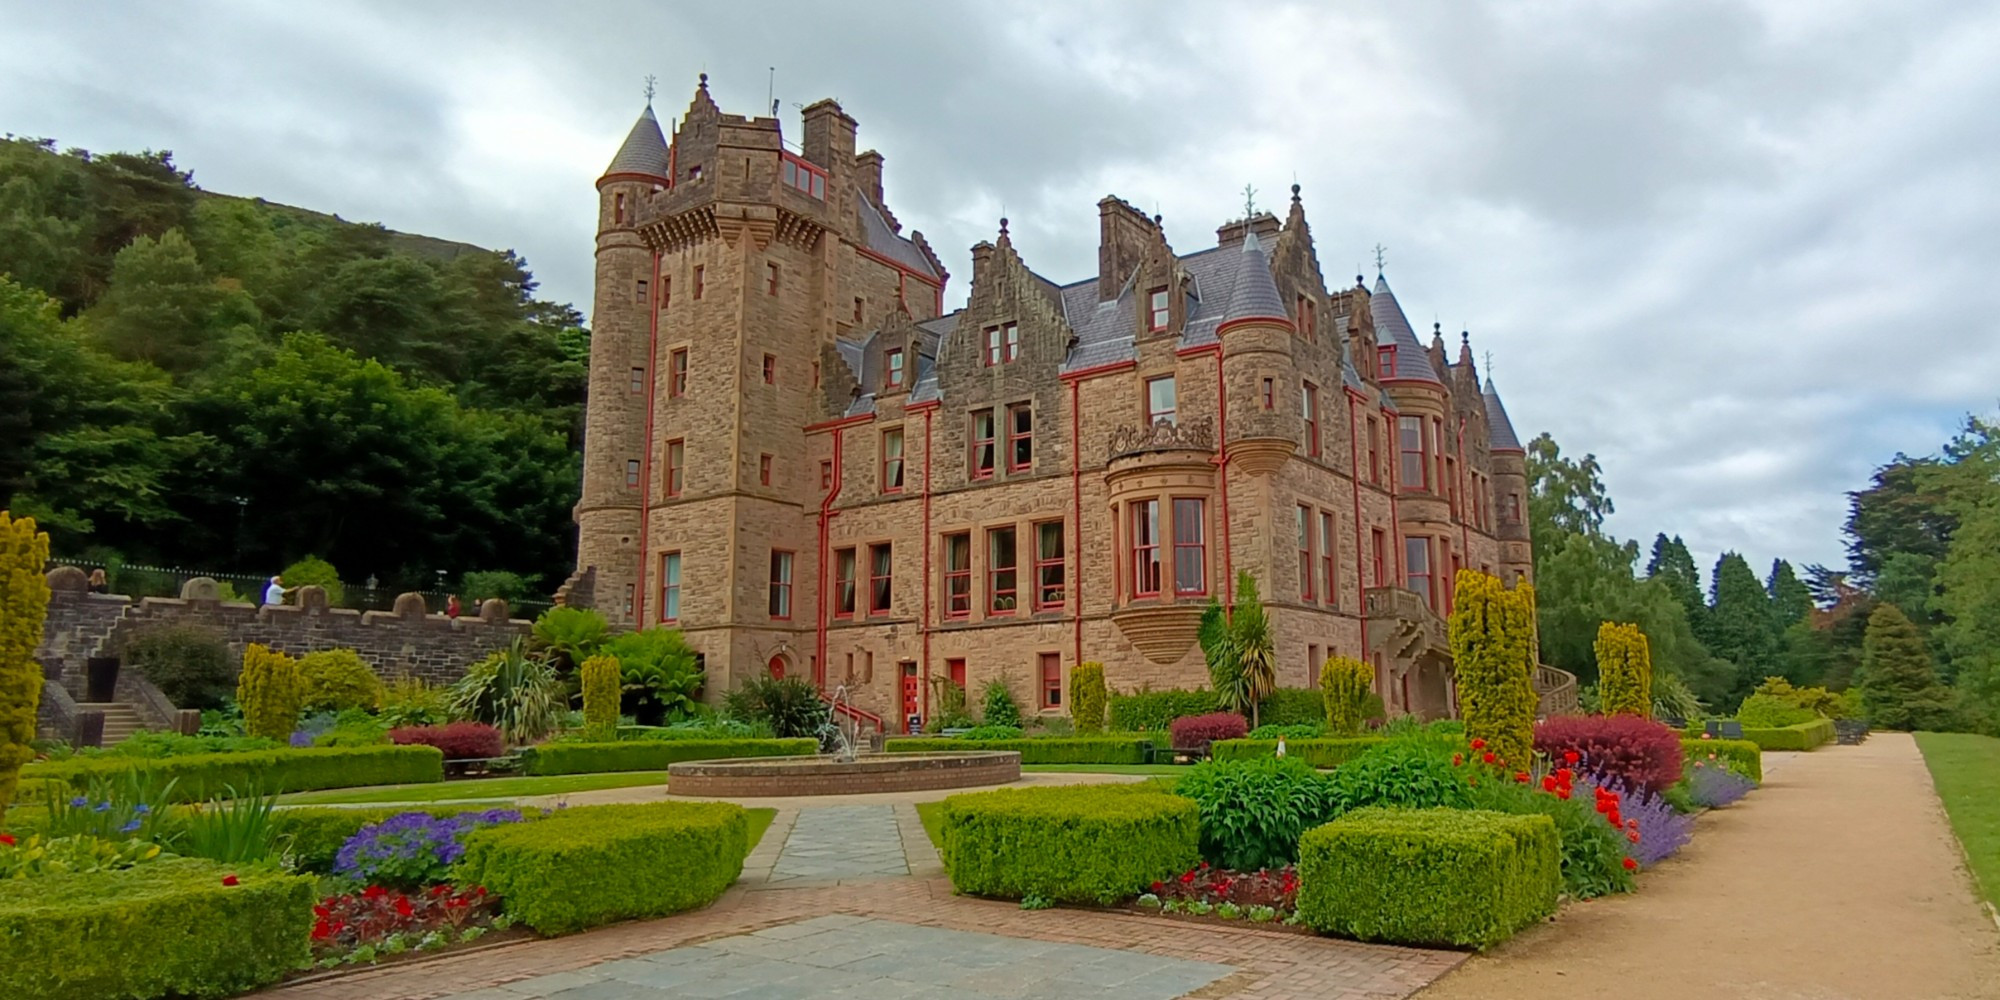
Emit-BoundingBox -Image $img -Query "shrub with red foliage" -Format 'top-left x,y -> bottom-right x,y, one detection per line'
1533,715 -> 1684,795
1169,712 -> 1249,753
389,722 -> 505,760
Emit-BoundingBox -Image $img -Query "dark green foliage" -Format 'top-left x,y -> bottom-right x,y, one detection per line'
956,725 -> 1025,741
0,858 -> 315,1000
90,731 -> 280,759
455,803 -> 748,935
1296,808 -> 1561,949
518,739 -> 815,775
1324,741 -> 1473,813
1463,779 -> 1635,899
1107,688 -> 1217,731
121,625 -> 233,709
24,745 -> 443,801
1255,687 -> 1327,727
981,678 -> 1022,729
1703,552 -> 1779,698
1767,559 -> 1813,628
1861,603 -> 1957,731
940,785 -> 1199,904
1734,693 -> 1817,728
722,676 -> 830,740
1681,738 -> 1763,783
603,627 -> 702,725
1731,719 -> 1835,751
1175,757 -> 1337,871
1211,738 -> 1384,768
884,736 -> 1157,764
1646,534 -> 1706,627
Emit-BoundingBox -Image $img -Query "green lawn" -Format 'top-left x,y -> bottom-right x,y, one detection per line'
1020,764 -> 1193,776
745,807 -> 777,851
1915,732 -> 2000,908
278,770 -> 670,805
914,800 -> 945,851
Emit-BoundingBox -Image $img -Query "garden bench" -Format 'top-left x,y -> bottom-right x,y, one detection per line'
1146,745 -> 1211,765
1834,719 -> 1870,745
443,754 -> 523,778
1705,720 -> 1744,740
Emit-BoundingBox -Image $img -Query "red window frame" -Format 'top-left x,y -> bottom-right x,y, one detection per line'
947,657 -> 966,691
669,349 -> 688,397
613,192 -> 625,225
1432,416 -> 1446,494
1262,377 -> 1274,410
987,526 -> 1018,615
1372,529 -> 1387,587
1146,376 -> 1176,425
768,550 -> 794,620
766,262 -> 779,296
1367,416 -> 1381,483
763,354 -> 776,385
820,460 -> 833,490
1302,382 -> 1321,457
1319,510 -> 1336,606
970,409 -> 996,479
1148,287 -> 1169,331
1033,520 -> 1065,610
881,428 -> 904,494
693,265 -> 704,299
984,323 -> 1018,366
665,439 -> 684,497
1297,505 -> 1314,601
1378,345 -> 1395,377
834,548 -> 856,618
868,543 -> 894,615
1172,497 -> 1206,596
885,348 -> 905,388
780,152 -> 826,199
1004,323 -> 1020,362
658,551 -> 681,622
943,532 -> 971,619
1006,403 -> 1032,473
661,276 -> 670,310
759,453 -> 772,487
1040,652 -> 1062,709
635,278 -> 647,304
1407,536 -> 1433,611
854,296 -> 865,322
1130,499 -> 1162,598
1399,416 -> 1426,490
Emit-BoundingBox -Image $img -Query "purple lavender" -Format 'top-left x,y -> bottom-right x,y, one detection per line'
289,731 -> 314,748
1590,779 -> 1694,869
1686,762 -> 1755,808
333,809 -> 522,887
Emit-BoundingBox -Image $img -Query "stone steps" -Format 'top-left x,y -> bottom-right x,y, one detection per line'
79,702 -> 146,746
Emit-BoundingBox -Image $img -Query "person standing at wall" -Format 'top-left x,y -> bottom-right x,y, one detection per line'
261,575 -> 289,607
446,594 -> 462,619
87,568 -> 109,594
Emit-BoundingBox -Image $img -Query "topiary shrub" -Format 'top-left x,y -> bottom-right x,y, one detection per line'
297,648 -> 384,713
579,654 -> 620,741
235,644 -> 302,742
1248,723 -> 1326,740
389,722 -> 506,759
1734,692 -> 1817,729
1297,807 -> 1561,949
1324,740 -> 1472,814
940,784 -> 1198,904
1175,756 -> 1337,871
518,739 -> 816,775
1169,711 -> 1248,752
1594,622 -> 1652,718
25,745 -> 444,802
1465,773 -> 1635,899
1681,737 -> 1761,782
1069,662 -> 1107,733
1108,688 -> 1216,731
1533,714 -> 1684,795
1319,656 -> 1373,736
0,512 -> 50,822
122,625 -> 233,710
1255,686 -> 1325,727
1449,571 -> 1538,767
981,677 -> 1022,729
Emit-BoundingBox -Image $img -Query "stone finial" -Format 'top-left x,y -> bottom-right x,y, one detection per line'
392,592 -> 429,617
46,565 -> 88,593
295,585 -> 330,612
179,577 -> 221,602
477,598 -> 510,623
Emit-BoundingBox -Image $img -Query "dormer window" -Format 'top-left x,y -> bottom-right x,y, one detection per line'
780,154 -> 826,199
1148,287 -> 1169,331
885,348 -> 905,389
984,323 -> 1019,366
1378,345 -> 1396,377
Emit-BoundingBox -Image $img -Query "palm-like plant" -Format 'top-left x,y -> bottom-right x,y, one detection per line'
604,627 -> 703,725
531,606 -> 609,674
448,638 -> 562,744
1208,573 -> 1277,726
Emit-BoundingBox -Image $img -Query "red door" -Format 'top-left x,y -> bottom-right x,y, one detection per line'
768,655 -> 786,680
902,664 -> 919,732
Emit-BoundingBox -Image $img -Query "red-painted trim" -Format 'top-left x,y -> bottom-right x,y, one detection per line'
1491,447 -> 1526,455
1381,376 -> 1447,389
1345,390 -> 1368,660
1213,348 -> 1234,614
596,171 -> 669,190
1059,359 -> 1137,382
857,246 -> 944,290
1457,417 -> 1471,571
1215,315 -> 1296,338
633,250 -> 663,625
920,406 -> 934,728
1384,405 -> 1404,587
1070,377 -> 1084,665
815,425 -> 848,690
903,399 -> 941,413
805,413 -> 874,434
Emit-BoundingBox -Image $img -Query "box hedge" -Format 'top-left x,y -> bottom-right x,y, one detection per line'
517,738 -> 816,775
1681,738 -> 1762,783
454,802 -> 747,934
1296,807 -> 1560,950
886,735 -> 1157,764
1107,689 -> 1217,731
1212,737 -> 1384,767
0,858 -> 315,999
22,745 -> 444,801
939,784 -> 1199,904
1686,719 -> 1832,753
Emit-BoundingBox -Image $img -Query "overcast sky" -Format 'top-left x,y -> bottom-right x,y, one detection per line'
5,0 -> 1996,581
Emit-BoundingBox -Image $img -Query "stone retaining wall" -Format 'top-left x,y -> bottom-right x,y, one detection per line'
665,751 -> 1021,797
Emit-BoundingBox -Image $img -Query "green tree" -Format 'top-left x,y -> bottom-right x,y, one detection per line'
0,511 -> 52,820
1858,604 -> 1956,731
90,228 -> 256,376
1450,570 -> 1538,765
603,627 -> 703,726
1595,621 -> 1652,717
1767,559 -> 1813,629
1645,533 -> 1705,627
1703,552 -> 1777,700
1525,432 -> 1613,541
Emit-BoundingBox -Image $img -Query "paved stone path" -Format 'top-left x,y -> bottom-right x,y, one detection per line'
767,805 -> 909,884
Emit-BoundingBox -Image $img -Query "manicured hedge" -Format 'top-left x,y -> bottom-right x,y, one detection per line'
1688,719 -> 1833,753
22,746 -> 445,802
1682,738 -> 1762,783
517,738 -> 816,775
940,784 -> 1198,904
1256,687 -> 1327,727
886,735 -> 1158,764
272,804 -> 507,872
0,858 -> 315,999
1108,689 -> 1217,731
455,802 -> 747,934
1296,807 -> 1560,950
1212,738 -> 1384,767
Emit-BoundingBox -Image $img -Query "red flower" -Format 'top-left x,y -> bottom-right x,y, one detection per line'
1563,751 -> 1580,765
1541,775 -> 1558,792
0,833 -> 14,847
1151,881 -> 1164,893
1452,753 -> 1464,766
221,874 -> 240,887
1514,771 -> 1530,784
394,896 -> 414,917
1481,752 -> 1497,765
1623,857 -> 1639,871
1626,819 -> 1639,831
1556,768 -> 1573,785
1470,738 -> 1487,750
1628,830 -> 1641,843
1607,810 -> 1623,829
1556,788 -> 1571,800
363,886 -> 388,899
313,904 -> 331,918
474,886 -> 487,897
311,920 -> 332,941
1181,871 -> 1196,884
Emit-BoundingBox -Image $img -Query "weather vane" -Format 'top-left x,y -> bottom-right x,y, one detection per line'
643,74 -> 657,104
1484,350 -> 1493,378
1242,183 -> 1258,219
1373,243 -> 1388,274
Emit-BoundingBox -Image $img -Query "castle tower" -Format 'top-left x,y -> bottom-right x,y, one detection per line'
1484,377 -> 1532,585
1372,273 -> 1457,613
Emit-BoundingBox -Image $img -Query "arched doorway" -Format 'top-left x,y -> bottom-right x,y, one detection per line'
767,654 -> 787,681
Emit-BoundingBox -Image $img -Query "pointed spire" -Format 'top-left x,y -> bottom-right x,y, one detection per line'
1285,182 -> 1307,229
1369,274 -> 1441,383
1483,377 -> 1523,452
1457,330 -> 1475,369
602,104 -> 669,180
1219,229 -> 1289,330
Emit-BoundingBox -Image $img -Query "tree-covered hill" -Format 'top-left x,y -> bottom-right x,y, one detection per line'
0,136 -> 585,594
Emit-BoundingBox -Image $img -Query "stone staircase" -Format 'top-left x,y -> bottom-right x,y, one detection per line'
79,702 -> 146,746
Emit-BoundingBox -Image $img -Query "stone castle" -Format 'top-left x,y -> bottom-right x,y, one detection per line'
569,75 -> 1546,731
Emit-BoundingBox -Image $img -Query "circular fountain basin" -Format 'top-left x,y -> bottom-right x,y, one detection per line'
666,751 -> 1021,798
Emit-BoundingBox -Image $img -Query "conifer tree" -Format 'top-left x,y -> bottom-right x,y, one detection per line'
0,511 -> 51,821
1859,603 -> 1956,731
1646,534 -> 1705,626
1594,622 -> 1653,717
236,643 -> 302,741
1450,570 -> 1538,765
1704,552 -> 1777,696
1319,655 -> 1373,736
1069,662 -> 1107,733
1767,559 -> 1813,628
579,654 -> 620,741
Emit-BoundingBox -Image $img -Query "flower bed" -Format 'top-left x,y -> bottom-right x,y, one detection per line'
1685,756 -> 1756,807
272,805 -> 511,873
516,738 -> 815,775
1136,862 -> 1298,924
1681,737 -> 1762,782
884,735 -> 1157,764
1533,715 -> 1684,795
310,884 -> 509,969
940,784 -> 1198,905
388,722 -> 505,760
23,745 -> 445,801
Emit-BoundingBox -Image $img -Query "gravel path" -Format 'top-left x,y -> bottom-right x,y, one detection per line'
1418,732 -> 2000,1000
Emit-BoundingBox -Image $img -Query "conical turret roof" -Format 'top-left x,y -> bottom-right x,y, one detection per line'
603,105 -> 669,179
1483,377 -> 1523,452
1371,275 -> 1440,383
1220,229 -> 1288,327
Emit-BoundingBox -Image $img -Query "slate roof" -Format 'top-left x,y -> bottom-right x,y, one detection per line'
858,196 -> 940,280
1483,377 -> 1523,451
604,105 -> 669,178
1371,275 -> 1441,384
1221,230 -> 1288,325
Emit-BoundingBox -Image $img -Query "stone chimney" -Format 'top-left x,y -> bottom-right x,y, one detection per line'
1097,196 -> 1157,301
855,150 -> 885,208
800,99 -> 857,173
1216,212 -> 1282,251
